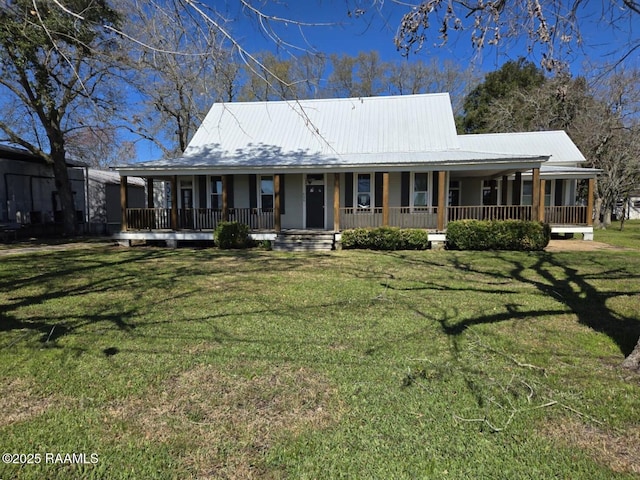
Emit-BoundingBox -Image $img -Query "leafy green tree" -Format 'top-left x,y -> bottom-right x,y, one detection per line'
459,58 -> 546,133
0,0 -> 121,234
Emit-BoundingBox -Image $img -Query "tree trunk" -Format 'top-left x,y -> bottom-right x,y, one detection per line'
622,336 -> 640,372
50,149 -> 78,236
593,197 -> 604,228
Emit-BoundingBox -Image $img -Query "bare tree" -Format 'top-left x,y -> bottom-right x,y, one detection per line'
121,1 -> 235,156
0,0 -> 122,234
386,58 -> 478,115
394,0 -> 640,71
66,127 -> 136,169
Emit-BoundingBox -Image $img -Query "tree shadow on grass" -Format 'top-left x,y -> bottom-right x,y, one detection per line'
386,250 -> 640,358
0,246 -> 336,351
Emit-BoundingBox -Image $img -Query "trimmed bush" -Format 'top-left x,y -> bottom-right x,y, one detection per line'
341,227 -> 430,250
214,221 -> 251,249
446,220 -> 550,251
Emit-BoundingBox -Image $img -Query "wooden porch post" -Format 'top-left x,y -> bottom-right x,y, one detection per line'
513,172 -> 522,206
382,172 -> 390,226
587,177 -> 595,226
437,170 -> 446,231
221,175 -> 229,221
274,174 -> 281,232
501,175 -> 508,205
170,175 -> 178,230
531,168 -> 540,222
333,173 -> 340,231
538,178 -> 546,222
120,176 -> 128,231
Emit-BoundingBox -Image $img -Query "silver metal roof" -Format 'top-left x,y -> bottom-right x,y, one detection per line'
185,92 -> 460,159
119,93 -> 551,175
458,131 -> 587,165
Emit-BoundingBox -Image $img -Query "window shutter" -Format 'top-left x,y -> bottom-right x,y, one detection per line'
198,176 -> 207,207
227,176 -> 234,208
401,172 -> 410,207
375,172 -> 383,208
554,180 -> 563,206
345,173 -> 353,208
249,175 -> 257,209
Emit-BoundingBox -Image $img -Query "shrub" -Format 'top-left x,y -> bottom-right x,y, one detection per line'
341,227 -> 430,250
214,221 -> 251,249
446,220 -> 550,251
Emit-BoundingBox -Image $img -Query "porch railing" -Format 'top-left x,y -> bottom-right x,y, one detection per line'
543,206 -> 588,225
126,208 -> 171,230
125,208 -> 274,231
339,207 -> 439,230
125,205 -> 588,232
447,205 -> 533,222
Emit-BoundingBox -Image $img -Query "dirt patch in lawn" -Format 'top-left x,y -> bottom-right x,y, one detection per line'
541,418 -> 640,475
0,378 -> 58,427
107,363 -> 341,478
545,240 -> 628,252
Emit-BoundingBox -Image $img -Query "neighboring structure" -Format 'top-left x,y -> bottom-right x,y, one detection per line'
113,93 -> 599,248
0,145 -> 86,237
86,169 -> 147,234
617,189 -> 640,221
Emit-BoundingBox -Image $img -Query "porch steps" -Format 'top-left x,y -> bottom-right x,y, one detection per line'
272,231 -> 336,252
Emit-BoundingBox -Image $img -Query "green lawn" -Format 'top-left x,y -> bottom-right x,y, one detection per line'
595,219 -> 640,249
1,242 -> 639,479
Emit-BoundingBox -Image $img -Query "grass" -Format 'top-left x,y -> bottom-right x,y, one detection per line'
594,219 -> 640,249
0,240 -> 639,478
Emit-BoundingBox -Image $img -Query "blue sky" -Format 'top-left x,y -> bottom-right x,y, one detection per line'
220,0 -> 639,74
134,1 -> 638,162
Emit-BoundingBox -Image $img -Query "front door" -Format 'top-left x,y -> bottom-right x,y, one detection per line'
306,184 -> 325,229
181,187 -> 193,228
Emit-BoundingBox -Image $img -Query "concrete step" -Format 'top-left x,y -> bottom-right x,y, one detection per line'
272,232 -> 335,251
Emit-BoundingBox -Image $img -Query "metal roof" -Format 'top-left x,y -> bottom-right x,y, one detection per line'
458,131 -> 587,165
89,168 -> 145,186
185,92 -> 460,159
119,93 -> 552,175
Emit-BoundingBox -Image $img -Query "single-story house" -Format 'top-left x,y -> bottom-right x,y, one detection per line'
0,144 -> 86,238
113,93 -> 599,249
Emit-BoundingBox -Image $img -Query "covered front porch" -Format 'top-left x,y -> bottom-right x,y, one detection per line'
115,168 -> 595,246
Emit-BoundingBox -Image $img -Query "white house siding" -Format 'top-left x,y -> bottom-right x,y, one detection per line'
283,174 -> 303,230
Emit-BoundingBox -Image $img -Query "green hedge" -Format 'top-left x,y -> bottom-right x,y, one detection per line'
341,227 -> 430,250
446,220 -> 550,251
214,221 -> 251,249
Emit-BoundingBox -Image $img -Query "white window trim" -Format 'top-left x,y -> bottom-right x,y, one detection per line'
258,175 -> 274,210
481,179 -> 502,206
449,179 -> 461,207
521,179 -> 555,206
179,176 -> 195,209
354,173 -> 374,210
209,175 -> 222,209
411,172 -> 432,209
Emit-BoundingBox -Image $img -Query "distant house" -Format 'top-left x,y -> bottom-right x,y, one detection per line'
86,169 -> 147,234
0,145 -> 157,239
113,93 -> 599,248
617,189 -> 640,221
0,145 -> 86,236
